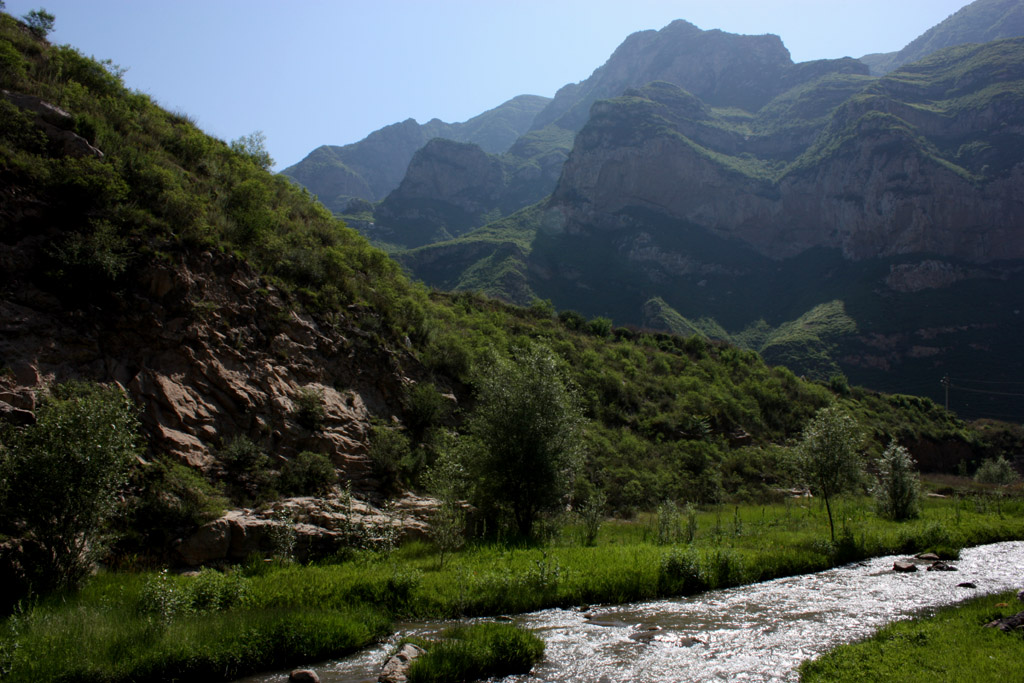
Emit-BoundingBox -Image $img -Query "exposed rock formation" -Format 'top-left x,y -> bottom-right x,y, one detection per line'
0,244 -> 420,490
175,493 -> 437,565
550,38 -> 1024,264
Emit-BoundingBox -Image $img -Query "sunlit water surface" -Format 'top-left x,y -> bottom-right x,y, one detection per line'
241,541 -> 1024,683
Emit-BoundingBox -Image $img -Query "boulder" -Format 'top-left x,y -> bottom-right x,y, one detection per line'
289,670 -> 320,683
379,643 -> 426,683
926,561 -> 957,572
984,610 -> 1024,632
915,552 -> 940,561
893,561 -> 918,573
958,582 -> 978,589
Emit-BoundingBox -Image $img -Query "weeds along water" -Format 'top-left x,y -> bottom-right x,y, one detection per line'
2,495 -> 1023,682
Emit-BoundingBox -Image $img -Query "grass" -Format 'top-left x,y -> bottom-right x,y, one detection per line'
3,493 -> 1021,682
799,589 -> 1024,682
403,623 -> 545,683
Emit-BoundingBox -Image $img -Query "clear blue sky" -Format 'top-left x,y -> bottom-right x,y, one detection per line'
5,0 -> 971,170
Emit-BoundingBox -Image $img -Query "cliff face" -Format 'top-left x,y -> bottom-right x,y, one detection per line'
551,38 -> 1024,264
374,138 -> 508,246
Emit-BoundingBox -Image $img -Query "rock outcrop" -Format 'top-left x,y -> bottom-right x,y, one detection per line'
0,242 -> 424,490
550,38 -> 1024,264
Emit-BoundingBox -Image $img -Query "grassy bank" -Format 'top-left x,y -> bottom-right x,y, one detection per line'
799,589 -> 1024,682
2,493 -> 1022,682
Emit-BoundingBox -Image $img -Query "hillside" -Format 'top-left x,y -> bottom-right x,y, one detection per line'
0,8 -> 1006,585
861,0 -> 1024,74
400,33 -> 1024,420
279,94 -> 550,212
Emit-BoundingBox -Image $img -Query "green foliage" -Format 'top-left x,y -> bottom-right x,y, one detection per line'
218,436 -> 277,505
405,382 -> 449,438
576,490 -> 606,547
974,455 -> 1019,485
467,343 -> 583,538
406,623 -> 545,683
873,441 -> 921,520
292,386 -> 325,431
368,423 -> 413,494
0,381 -> 142,599
22,9 -> 54,38
229,130 -> 274,171
796,406 -> 865,541
116,457 -> 228,555
278,451 -> 336,496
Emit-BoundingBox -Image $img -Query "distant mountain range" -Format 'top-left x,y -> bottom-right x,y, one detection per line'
284,0 -> 1024,421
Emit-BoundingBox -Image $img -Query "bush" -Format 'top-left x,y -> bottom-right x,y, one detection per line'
219,436 -> 277,505
279,451 -> 337,496
974,456 -> 1019,485
0,381 -> 142,598
873,441 -> 920,520
292,386 -> 325,431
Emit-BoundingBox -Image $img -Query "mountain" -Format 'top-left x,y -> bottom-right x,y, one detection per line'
279,94 -> 550,212
861,0 -> 1024,74
400,31 -> 1024,421
530,19 -> 866,134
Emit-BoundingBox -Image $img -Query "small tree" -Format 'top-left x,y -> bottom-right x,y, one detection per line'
230,130 -> 274,170
468,343 -> 583,538
23,8 -> 55,38
1,382 -> 141,594
974,455 -> 1019,485
796,406 -> 864,542
873,441 -> 920,520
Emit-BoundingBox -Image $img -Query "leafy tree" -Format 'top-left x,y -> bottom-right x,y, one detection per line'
0,382 -> 141,595
974,455 -> 1019,485
796,405 -> 864,542
230,130 -> 274,170
468,344 -> 583,538
873,441 -> 920,520
23,8 -> 55,38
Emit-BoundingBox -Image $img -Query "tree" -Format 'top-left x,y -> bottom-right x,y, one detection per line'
468,344 -> 583,538
873,441 -> 920,520
23,8 -> 55,38
230,130 -> 274,171
0,382 -> 142,595
796,405 -> 863,542
974,455 -> 1019,485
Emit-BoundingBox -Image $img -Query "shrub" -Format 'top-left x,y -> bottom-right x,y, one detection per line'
974,456 -> 1019,485
279,451 -> 336,496
873,441 -> 920,520
0,381 -> 142,598
292,386 -> 325,431
219,436 -> 277,505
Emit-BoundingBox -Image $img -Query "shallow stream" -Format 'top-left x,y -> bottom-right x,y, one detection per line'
244,541 -> 1024,682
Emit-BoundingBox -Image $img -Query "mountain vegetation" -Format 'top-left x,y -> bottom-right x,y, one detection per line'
1,7 -> 1023,681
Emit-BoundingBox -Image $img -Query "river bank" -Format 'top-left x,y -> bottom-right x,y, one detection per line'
2,494 -> 1023,682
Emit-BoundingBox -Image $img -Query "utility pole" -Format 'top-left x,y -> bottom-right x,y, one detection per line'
941,375 -> 951,411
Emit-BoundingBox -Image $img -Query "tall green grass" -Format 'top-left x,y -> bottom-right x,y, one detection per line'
799,590 -> 1024,682
3,495 -> 1021,682
404,623 -> 545,683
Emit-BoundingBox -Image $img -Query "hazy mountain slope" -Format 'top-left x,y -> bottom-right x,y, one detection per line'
280,94 -> 549,211
861,0 -> 1024,74
530,19 -> 867,134
400,37 -> 1024,420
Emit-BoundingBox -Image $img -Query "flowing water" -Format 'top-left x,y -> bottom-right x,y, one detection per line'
244,541 -> 1024,682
